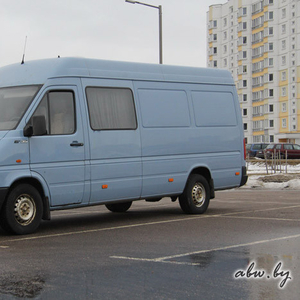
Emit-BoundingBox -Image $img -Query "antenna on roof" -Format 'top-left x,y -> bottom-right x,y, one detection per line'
21,36 -> 27,65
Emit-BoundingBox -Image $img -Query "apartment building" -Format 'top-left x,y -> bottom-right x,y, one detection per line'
207,0 -> 300,144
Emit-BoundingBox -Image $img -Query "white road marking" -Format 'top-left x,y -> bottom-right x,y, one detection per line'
221,215 -> 300,222
111,233 -> 300,265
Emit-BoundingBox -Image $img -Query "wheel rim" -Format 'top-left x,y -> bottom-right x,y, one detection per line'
192,183 -> 206,207
14,194 -> 36,226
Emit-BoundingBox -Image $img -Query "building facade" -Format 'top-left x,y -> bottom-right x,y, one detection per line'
207,0 -> 300,144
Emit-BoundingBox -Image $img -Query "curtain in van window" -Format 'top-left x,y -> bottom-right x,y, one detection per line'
86,87 -> 137,130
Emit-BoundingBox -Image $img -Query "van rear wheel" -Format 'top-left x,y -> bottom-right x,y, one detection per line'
179,174 -> 210,214
0,184 -> 43,235
105,201 -> 132,213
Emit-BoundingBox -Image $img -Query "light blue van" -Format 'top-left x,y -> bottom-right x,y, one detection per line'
0,57 -> 247,234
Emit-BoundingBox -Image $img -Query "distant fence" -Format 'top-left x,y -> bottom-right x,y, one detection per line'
263,150 -> 288,174
246,150 -> 288,174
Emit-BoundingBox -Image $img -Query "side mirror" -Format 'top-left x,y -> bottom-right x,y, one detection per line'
24,115 -> 47,137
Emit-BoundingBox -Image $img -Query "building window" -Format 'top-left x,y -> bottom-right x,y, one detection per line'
243,65 -> 247,73
270,135 -> 274,143
243,109 -> 247,116
269,104 -> 274,112
243,22 -> 247,30
243,80 -> 247,87
282,118 -> 287,128
270,120 -> 274,127
213,20 -> 217,28
243,7 -> 247,15
213,47 -> 217,54
269,43 -> 273,51
223,18 -> 227,27
269,89 -> 274,97
243,51 -> 247,59
213,60 -> 217,67
269,27 -> 273,35
243,94 -> 247,102
282,71 -> 286,81
243,36 -> 247,44
282,87 -> 287,97
282,40 -> 286,50
282,56 -> 286,65
213,34 -> 217,41
282,102 -> 287,112
282,8 -> 286,19
269,58 -> 274,66
269,11 -> 274,20
244,123 -> 248,131
282,24 -> 286,34
269,74 -> 273,81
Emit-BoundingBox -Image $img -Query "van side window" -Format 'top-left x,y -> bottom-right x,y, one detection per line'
86,87 -> 137,130
32,91 -> 75,135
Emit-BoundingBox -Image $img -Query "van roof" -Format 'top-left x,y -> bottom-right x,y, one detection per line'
0,57 -> 235,87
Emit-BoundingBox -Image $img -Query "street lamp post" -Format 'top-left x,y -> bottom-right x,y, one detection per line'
125,0 -> 163,64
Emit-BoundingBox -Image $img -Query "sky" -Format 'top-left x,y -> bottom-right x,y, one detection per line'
0,0 -> 228,68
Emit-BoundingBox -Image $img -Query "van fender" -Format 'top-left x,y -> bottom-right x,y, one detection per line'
1,170 -> 51,220
186,164 -> 215,199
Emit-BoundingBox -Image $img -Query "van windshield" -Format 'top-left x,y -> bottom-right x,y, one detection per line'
0,85 -> 41,130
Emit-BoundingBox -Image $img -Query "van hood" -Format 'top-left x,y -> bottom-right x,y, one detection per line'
0,131 -> 8,141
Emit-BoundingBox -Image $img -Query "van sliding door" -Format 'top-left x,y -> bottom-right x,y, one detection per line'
82,79 -> 142,203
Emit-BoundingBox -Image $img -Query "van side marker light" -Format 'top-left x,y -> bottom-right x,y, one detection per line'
168,178 -> 174,182
16,159 -> 22,163
102,185 -> 108,189
235,172 -> 240,176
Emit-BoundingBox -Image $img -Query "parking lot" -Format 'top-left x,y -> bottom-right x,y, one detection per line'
0,189 -> 299,299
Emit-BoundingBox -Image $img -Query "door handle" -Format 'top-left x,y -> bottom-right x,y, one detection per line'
70,141 -> 84,147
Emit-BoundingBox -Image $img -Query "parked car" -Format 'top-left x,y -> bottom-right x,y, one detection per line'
264,143 -> 300,159
246,143 -> 269,158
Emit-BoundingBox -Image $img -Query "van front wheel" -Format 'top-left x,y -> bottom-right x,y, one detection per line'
0,184 -> 43,235
179,174 -> 210,214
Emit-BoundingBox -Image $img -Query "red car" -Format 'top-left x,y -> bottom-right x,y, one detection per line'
264,143 -> 300,159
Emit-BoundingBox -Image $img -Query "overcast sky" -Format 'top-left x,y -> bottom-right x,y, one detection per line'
0,0 -> 227,68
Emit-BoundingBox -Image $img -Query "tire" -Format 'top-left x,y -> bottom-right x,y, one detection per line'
179,174 -> 210,214
0,184 -> 43,235
105,201 -> 132,213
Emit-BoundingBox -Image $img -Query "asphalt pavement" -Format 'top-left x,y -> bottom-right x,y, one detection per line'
0,189 -> 299,299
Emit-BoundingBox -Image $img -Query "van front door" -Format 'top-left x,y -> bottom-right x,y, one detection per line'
28,86 -> 86,206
